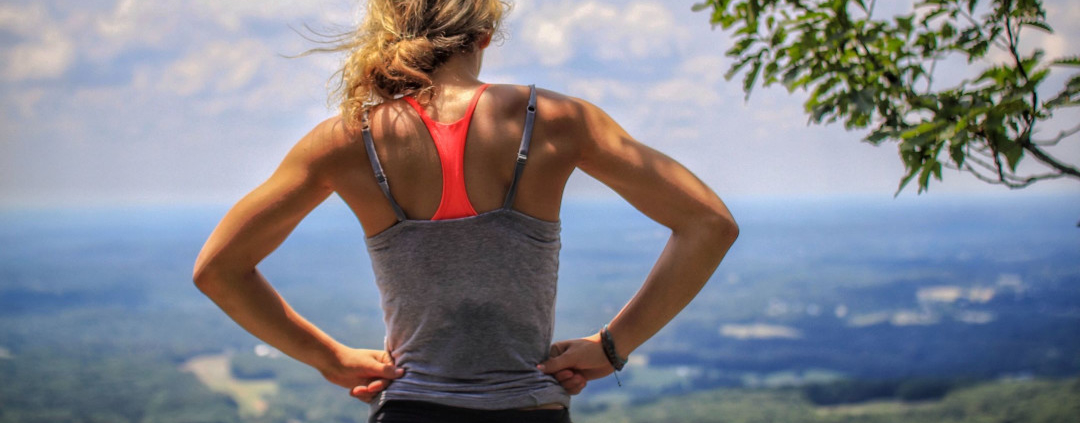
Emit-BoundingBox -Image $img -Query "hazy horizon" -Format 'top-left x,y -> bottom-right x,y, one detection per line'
2,0 -> 1079,209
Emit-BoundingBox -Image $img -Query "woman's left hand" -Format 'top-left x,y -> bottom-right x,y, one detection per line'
319,348 -> 405,402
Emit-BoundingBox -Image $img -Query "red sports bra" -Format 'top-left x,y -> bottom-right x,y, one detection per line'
402,84 -> 490,220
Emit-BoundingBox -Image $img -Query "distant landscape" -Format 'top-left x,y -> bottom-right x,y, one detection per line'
1,194 -> 1078,422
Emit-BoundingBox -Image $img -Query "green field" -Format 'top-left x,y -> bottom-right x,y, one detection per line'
573,377 -> 1080,423
181,354 -> 278,418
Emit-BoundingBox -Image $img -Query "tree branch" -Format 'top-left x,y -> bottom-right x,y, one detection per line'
964,148 -> 1004,174
1019,140 -> 1080,179
926,56 -> 938,93
1032,123 -> 1080,146
963,141 -> 1073,187
985,137 -> 1010,184
959,164 -> 1049,187
1004,6 -> 1039,144
953,161 -> 1066,189
956,7 -> 1010,52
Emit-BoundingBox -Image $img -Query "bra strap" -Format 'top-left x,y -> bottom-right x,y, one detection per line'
503,85 -> 537,209
362,114 -> 408,222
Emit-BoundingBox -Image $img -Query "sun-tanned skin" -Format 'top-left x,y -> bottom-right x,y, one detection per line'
193,35 -> 738,405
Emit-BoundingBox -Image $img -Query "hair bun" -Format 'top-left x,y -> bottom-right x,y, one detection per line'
328,0 -> 510,125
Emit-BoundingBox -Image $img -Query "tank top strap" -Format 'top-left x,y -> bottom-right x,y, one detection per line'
402,84 -> 490,127
361,114 -> 408,222
502,84 -> 537,209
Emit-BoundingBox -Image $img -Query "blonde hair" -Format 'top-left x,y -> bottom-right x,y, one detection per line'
320,0 -> 510,127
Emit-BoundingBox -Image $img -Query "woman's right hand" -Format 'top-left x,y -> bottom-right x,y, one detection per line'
319,347 -> 405,402
538,333 -> 614,393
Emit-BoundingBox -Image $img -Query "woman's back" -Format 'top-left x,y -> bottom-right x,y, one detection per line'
334,83 -> 581,237
344,82 -> 578,412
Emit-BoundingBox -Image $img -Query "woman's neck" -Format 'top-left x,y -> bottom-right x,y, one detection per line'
429,48 -> 484,89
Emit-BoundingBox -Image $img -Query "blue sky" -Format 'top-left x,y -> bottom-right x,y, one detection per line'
1,0 -> 1078,208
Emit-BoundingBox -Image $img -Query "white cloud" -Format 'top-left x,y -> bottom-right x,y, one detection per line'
648,54 -> 735,107
190,0 -> 340,32
529,19 -> 572,66
91,0 -> 185,61
720,323 -> 802,340
157,39 -> 269,97
520,1 -> 689,67
567,77 -> 635,104
3,31 -> 74,80
0,3 -> 46,34
595,2 -> 679,60
0,4 -> 75,81
96,0 -> 140,37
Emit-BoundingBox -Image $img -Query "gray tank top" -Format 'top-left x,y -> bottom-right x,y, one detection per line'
361,86 -> 570,414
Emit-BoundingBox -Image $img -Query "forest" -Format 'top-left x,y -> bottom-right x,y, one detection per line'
2,197 -> 1078,422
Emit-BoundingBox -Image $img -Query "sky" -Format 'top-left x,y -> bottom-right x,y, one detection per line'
1,0 -> 1078,208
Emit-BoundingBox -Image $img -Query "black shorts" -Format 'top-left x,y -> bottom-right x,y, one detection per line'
370,400 -> 572,423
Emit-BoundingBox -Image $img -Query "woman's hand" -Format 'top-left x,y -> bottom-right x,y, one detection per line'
538,333 -> 613,394
320,348 -> 404,402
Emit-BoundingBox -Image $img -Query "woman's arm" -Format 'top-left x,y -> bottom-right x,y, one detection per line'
539,98 -> 739,383
192,118 -> 401,401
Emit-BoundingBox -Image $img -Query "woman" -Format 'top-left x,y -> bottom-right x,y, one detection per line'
193,0 -> 738,422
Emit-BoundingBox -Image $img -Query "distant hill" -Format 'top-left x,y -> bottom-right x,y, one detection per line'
572,377 -> 1080,423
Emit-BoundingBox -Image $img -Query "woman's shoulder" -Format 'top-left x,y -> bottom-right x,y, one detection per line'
486,83 -> 589,110
483,83 -> 603,133
278,116 -> 369,178
304,115 -> 360,156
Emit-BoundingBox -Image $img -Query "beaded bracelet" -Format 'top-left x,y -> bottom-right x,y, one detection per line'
600,324 -> 627,386
600,324 -> 628,370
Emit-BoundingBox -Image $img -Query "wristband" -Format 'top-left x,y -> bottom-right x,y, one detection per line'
600,324 -> 628,371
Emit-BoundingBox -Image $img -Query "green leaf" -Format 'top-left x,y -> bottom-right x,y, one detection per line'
948,137 -> 967,167
781,66 -> 803,89
1045,74 -> 1080,108
725,55 -> 755,80
976,65 -> 1012,84
809,101 -> 836,123
899,121 -> 946,139
895,165 -> 920,196
941,22 -> 955,39
896,15 -> 914,34
770,26 -> 787,47
1020,19 -> 1053,34
743,58 -> 764,99
1052,56 -> 1080,67
726,37 -> 757,57
1001,142 -> 1024,171
1026,68 -> 1050,87
918,160 -> 937,191
691,2 -> 711,12
865,130 -> 891,144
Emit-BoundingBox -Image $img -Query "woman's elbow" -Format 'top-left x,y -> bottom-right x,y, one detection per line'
192,261 -> 216,294
700,210 -> 739,251
192,256 -> 229,296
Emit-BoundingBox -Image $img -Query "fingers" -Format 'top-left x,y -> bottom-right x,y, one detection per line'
565,375 -> 586,395
350,378 -> 391,402
537,354 -> 570,374
538,341 -> 576,374
377,362 -> 406,379
553,369 -> 575,382
549,342 -> 567,358
554,370 -> 587,395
